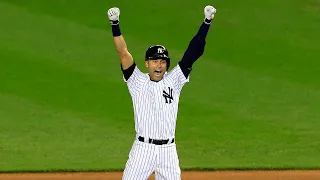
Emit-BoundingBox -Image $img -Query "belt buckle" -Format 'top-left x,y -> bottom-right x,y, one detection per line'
147,138 -> 172,145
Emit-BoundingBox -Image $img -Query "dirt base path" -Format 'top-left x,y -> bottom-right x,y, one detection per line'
1,170 -> 320,180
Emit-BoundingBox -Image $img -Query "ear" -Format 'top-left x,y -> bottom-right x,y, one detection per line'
145,60 -> 149,68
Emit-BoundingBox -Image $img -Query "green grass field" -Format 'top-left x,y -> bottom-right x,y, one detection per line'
1,0 -> 320,172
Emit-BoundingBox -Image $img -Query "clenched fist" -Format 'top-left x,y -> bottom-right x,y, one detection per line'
204,5 -> 217,20
108,7 -> 120,25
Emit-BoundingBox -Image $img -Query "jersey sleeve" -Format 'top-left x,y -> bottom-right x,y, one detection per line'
166,64 -> 190,92
121,62 -> 147,97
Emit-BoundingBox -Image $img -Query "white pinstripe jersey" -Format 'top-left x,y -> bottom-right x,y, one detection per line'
123,64 -> 189,140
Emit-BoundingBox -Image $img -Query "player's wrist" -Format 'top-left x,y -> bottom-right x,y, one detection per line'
204,18 -> 212,25
110,20 -> 119,25
111,23 -> 122,36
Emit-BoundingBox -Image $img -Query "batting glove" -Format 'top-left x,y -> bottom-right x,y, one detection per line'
107,7 -> 120,25
204,5 -> 217,23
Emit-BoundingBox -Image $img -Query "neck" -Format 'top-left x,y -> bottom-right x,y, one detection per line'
148,75 -> 162,82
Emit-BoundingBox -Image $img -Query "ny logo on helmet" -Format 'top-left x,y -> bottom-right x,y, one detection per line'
157,47 -> 164,54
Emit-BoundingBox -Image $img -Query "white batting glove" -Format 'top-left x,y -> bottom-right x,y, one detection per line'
204,5 -> 217,22
107,7 -> 120,25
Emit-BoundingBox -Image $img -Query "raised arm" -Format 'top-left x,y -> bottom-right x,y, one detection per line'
107,7 -> 134,70
178,5 -> 217,78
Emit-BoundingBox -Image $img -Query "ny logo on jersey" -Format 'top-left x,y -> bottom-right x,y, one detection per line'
157,47 -> 164,54
163,87 -> 173,104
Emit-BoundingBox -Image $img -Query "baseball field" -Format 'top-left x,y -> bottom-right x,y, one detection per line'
0,0 -> 320,179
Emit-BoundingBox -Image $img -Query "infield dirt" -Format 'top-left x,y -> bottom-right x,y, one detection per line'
1,170 -> 320,180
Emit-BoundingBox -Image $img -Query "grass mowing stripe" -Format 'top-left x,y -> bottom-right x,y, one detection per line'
179,56 -> 320,127
0,92 -> 134,171
2,167 -> 320,173
0,1 -> 117,77
0,0 -> 169,80
0,49 -> 133,120
176,57 -> 320,168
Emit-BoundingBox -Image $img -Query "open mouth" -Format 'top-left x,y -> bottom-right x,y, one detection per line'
154,69 -> 162,76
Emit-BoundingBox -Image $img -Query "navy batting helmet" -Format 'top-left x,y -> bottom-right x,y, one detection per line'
145,45 -> 170,70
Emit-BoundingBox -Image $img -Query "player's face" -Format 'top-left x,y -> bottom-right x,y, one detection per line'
145,59 -> 167,81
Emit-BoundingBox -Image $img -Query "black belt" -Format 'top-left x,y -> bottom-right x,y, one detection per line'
138,136 -> 174,145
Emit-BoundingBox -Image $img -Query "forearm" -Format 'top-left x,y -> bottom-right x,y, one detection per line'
113,35 -> 129,56
112,22 -> 126,53
179,18 -> 212,70
110,20 -> 133,69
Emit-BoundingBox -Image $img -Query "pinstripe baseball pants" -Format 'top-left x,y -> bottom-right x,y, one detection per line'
122,139 -> 181,180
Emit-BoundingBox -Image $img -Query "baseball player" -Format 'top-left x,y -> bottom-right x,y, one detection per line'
107,5 -> 217,180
